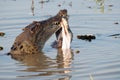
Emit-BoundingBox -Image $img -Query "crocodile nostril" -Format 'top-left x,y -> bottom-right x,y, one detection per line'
11,45 -> 17,51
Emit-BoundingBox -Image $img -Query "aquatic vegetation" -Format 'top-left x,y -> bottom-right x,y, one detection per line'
77,34 -> 96,42
75,50 -> 80,54
0,46 -> 3,51
0,32 -> 5,37
109,33 -> 120,38
114,22 -> 119,24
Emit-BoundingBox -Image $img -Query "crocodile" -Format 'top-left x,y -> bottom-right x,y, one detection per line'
9,9 -> 68,55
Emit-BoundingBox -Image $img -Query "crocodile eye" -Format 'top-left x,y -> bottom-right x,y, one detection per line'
53,21 -> 59,25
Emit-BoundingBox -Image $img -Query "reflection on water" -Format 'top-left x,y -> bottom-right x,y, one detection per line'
95,0 -> 105,13
31,0 -> 51,15
57,49 -> 73,74
95,0 -> 104,7
31,0 -> 34,16
39,0 -> 51,8
11,49 -> 73,80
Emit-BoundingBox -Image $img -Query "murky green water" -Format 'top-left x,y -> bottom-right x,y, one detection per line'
0,0 -> 120,80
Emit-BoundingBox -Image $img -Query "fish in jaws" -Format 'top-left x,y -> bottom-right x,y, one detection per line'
51,16 -> 73,49
61,18 -> 72,49
9,9 -> 68,55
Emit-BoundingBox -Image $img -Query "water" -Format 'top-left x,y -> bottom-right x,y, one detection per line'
0,0 -> 120,80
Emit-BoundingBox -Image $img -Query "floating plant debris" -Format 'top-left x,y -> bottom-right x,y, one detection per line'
114,22 -> 119,24
75,50 -> 80,54
77,34 -> 96,42
0,32 -> 5,36
88,6 -> 92,9
58,4 -> 61,7
109,33 -> 120,36
0,46 -> 3,51
108,5 -> 113,7
39,0 -> 49,4
109,33 -> 120,38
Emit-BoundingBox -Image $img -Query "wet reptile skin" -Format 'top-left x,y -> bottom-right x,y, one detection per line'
9,9 -> 68,55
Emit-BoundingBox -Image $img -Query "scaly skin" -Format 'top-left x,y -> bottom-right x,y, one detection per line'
9,9 -> 68,55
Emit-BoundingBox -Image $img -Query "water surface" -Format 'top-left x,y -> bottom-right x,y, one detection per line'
0,0 -> 120,80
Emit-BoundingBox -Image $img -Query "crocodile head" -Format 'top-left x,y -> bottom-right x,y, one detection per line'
9,9 -> 68,55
